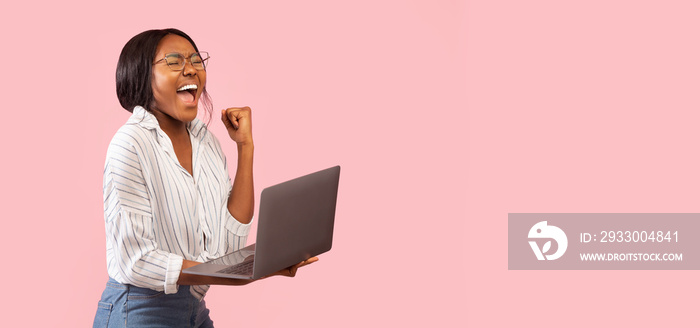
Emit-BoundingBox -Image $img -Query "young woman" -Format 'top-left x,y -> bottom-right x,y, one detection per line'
93,28 -> 315,328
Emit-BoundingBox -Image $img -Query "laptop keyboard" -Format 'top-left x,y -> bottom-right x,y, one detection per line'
217,259 -> 254,275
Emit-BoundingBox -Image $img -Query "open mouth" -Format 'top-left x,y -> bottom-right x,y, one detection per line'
176,84 -> 198,103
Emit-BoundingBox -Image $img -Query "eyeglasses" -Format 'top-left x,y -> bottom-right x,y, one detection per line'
154,52 -> 209,71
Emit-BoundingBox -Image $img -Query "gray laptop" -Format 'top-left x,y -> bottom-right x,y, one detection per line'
183,165 -> 340,280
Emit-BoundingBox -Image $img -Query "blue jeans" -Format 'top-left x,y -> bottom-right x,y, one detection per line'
93,278 -> 214,328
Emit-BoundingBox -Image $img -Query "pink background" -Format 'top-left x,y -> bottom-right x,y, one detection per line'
2,0 -> 697,327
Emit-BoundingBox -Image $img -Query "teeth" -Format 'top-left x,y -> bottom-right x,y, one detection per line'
177,84 -> 198,92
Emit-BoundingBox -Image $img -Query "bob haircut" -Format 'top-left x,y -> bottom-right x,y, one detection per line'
116,28 -> 212,119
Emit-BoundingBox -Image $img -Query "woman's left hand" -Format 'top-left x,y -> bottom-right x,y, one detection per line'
221,106 -> 253,145
275,257 -> 319,277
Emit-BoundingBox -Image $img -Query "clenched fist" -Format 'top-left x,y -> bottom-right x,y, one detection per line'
221,106 -> 253,146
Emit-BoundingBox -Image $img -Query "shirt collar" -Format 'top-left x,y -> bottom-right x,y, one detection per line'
127,106 -> 159,130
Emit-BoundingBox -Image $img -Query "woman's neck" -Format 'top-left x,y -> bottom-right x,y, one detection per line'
152,110 -> 189,141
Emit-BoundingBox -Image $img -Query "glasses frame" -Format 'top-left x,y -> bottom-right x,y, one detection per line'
153,51 -> 210,71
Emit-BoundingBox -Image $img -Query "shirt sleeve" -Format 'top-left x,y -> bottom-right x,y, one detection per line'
103,134 -> 183,294
224,207 -> 252,254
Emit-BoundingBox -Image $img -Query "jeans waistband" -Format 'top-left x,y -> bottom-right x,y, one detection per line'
106,277 -> 191,294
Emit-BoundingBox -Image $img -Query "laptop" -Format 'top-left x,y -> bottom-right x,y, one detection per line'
183,165 -> 340,280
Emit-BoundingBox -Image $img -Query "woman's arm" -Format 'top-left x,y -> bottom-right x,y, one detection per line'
104,129 -> 185,293
227,143 -> 254,223
177,257 -> 319,286
177,259 -> 252,286
221,107 -> 255,224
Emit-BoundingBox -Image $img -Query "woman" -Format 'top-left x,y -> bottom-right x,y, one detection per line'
93,28 -> 315,328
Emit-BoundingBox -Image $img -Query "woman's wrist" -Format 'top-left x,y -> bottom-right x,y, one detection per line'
236,141 -> 254,153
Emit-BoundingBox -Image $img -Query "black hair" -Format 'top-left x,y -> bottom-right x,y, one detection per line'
116,28 -> 212,120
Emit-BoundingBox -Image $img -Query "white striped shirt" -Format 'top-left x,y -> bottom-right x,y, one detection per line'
103,106 -> 251,299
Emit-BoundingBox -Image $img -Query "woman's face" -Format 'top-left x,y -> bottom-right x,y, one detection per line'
151,34 -> 206,125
